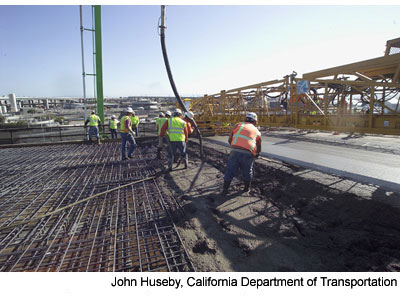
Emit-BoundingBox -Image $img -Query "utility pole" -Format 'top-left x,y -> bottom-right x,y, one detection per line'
79,6 -> 87,122
94,5 -> 104,126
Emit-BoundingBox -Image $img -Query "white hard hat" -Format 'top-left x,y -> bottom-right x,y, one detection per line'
111,115 -> 116,118
185,111 -> 194,119
174,108 -> 183,115
159,112 -> 165,117
125,107 -> 133,113
246,112 -> 258,121
165,111 -> 172,116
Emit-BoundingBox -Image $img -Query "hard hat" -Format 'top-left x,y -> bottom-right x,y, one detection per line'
185,111 -> 194,119
125,107 -> 134,113
246,112 -> 258,121
165,111 -> 172,116
174,108 -> 183,115
159,112 -> 165,117
111,115 -> 116,118
91,110 -> 96,114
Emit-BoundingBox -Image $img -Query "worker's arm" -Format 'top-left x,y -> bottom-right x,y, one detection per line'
187,122 -> 193,134
184,123 -> 188,142
84,119 -> 89,126
159,120 -> 169,137
125,118 -> 134,135
255,135 -> 262,156
228,123 -> 240,145
228,130 -> 234,145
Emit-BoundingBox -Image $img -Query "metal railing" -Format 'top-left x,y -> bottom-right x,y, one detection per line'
0,123 -> 158,145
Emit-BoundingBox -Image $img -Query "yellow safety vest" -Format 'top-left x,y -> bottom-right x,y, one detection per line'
110,119 -> 118,130
130,116 -> 139,126
89,114 -> 100,126
167,117 -> 186,142
120,116 -> 131,133
156,117 -> 167,135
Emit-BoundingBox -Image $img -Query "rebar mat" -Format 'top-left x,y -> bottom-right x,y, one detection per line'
0,143 -> 193,272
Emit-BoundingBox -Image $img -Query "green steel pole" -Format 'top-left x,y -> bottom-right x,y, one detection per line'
94,5 -> 104,126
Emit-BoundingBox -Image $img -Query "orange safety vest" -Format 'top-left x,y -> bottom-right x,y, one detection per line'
183,118 -> 194,134
230,122 -> 261,156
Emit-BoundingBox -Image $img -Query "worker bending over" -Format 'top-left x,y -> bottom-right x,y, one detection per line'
109,115 -> 119,139
160,108 -> 189,172
84,110 -> 102,144
221,112 -> 261,196
120,107 -> 136,160
130,111 -> 140,137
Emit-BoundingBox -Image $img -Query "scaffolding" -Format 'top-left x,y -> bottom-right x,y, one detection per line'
191,38 -> 400,136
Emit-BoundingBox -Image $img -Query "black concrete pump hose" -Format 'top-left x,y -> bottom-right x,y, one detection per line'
159,5 -> 204,160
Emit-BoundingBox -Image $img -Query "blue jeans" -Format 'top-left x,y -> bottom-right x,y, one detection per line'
120,132 -> 136,159
110,129 -> 118,139
133,126 -> 139,137
88,126 -> 99,141
224,150 -> 254,182
168,141 -> 187,167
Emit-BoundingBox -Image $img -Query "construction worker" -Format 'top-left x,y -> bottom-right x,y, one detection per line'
109,115 -> 119,139
160,108 -> 189,171
130,111 -> 140,137
84,110 -> 102,144
156,112 -> 168,158
221,112 -> 262,196
183,111 -> 195,134
120,107 -> 136,160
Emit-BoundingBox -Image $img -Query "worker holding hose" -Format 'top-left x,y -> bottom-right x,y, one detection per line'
159,108 -> 189,172
120,107 -> 136,161
221,112 -> 262,196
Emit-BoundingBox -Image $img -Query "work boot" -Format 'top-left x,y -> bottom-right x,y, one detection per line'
220,180 -> 231,196
243,181 -> 251,193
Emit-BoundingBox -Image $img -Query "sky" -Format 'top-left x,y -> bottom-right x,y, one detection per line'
0,4 -> 400,98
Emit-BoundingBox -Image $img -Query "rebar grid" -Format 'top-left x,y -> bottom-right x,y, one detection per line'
0,143 -> 193,272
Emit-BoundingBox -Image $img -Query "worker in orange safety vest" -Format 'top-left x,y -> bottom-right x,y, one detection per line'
221,112 -> 262,196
